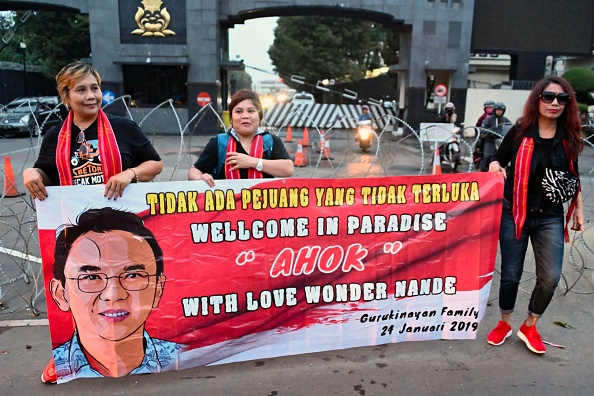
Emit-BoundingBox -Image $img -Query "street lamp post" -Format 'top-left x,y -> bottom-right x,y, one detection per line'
19,42 -> 27,97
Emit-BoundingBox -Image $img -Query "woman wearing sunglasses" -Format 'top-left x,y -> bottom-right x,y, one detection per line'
487,76 -> 584,354
23,62 -> 163,384
23,61 -> 162,202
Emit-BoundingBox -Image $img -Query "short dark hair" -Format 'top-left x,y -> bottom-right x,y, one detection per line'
53,208 -> 164,286
56,61 -> 101,105
228,89 -> 264,121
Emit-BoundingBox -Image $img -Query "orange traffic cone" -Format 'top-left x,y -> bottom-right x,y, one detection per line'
317,130 -> 325,153
294,139 -> 308,167
432,148 -> 442,175
3,156 -> 24,197
321,135 -> 333,160
302,127 -> 310,147
285,125 -> 293,143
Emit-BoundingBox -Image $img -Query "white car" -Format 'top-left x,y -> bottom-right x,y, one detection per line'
291,92 -> 315,104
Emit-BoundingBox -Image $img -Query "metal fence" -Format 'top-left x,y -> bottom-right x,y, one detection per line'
1,101 -> 593,319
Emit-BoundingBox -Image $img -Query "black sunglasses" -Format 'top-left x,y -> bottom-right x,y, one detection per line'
76,130 -> 88,155
540,91 -> 570,105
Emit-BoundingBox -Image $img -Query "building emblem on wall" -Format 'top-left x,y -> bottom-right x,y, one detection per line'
132,0 -> 176,37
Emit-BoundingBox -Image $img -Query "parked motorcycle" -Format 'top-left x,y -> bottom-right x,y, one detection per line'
474,123 -> 512,171
356,120 -> 373,152
437,126 -> 461,172
380,96 -> 396,111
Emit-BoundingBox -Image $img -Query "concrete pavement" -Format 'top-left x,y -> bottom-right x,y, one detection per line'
2,255 -> 593,396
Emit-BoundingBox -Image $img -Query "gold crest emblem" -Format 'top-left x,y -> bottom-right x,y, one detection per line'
132,0 -> 176,37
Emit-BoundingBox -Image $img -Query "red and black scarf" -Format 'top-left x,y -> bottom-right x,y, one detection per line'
56,109 -> 122,186
513,137 -> 579,242
224,130 -> 265,180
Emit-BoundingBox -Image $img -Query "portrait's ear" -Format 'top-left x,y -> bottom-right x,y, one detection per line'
152,275 -> 166,308
50,278 -> 71,312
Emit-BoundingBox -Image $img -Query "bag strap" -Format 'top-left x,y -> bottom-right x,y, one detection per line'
215,133 -> 230,178
563,139 -> 580,242
214,132 -> 274,177
262,133 -> 273,157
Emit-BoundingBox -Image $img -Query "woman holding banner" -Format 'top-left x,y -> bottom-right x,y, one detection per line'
23,61 -> 162,202
487,76 -> 584,354
188,89 -> 293,187
22,61 -> 163,383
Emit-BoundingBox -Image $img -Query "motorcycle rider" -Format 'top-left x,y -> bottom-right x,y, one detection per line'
356,105 -> 373,141
475,100 -> 495,127
439,102 -> 457,124
478,102 -> 511,171
358,105 -> 372,122
473,100 -> 494,169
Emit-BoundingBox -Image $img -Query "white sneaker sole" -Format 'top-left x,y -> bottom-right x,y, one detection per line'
41,372 -> 57,384
517,330 -> 546,354
487,329 -> 512,346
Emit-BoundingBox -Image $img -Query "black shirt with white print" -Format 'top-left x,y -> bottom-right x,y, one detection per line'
34,113 -> 161,186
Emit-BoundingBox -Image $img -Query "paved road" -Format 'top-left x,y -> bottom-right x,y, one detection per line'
1,131 -> 593,395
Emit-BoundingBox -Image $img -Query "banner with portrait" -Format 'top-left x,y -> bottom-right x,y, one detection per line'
36,173 -> 503,383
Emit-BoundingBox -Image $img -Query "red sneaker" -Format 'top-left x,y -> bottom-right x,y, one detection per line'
517,323 -> 546,354
41,358 -> 57,384
487,321 -> 512,346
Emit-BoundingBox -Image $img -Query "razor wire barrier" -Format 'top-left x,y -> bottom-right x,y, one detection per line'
1,101 -> 592,317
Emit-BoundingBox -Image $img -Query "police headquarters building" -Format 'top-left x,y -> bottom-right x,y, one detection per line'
6,0 -> 594,132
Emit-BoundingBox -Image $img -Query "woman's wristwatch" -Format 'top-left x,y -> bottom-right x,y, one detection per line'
256,158 -> 264,172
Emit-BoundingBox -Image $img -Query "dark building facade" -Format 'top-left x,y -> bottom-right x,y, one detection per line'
4,0 -> 593,131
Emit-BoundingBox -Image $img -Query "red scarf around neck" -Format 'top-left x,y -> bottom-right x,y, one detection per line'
513,136 -> 579,242
224,131 -> 265,180
56,109 -> 122,186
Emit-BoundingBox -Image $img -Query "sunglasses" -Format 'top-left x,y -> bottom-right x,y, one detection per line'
540,91 -> 570,105
76,130 -> 89,156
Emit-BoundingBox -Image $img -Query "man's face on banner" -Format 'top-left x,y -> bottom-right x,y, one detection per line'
54,230 -> 165,342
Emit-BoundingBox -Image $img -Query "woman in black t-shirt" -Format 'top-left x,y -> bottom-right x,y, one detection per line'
188,89 -> 293,187
22,61 -> 162,384
23,61 -> 162,202
486,76 -> 584,355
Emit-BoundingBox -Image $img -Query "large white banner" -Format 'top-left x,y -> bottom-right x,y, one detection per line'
36,174 -> 502,383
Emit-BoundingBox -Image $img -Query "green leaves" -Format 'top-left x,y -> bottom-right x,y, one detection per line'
0,11 -> 90,78
553,321 -> 574,329
563,67 -> 594,107
269,16 -> 399,86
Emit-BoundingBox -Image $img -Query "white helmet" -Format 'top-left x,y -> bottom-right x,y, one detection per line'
445,102 -> 455,109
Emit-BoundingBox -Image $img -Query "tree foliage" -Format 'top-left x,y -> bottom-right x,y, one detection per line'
0,12 -> 22,63
562,67 -> 594,108
268,16 -> 399,86
230,70 -> 253,92
0,11 -> 90,78
368,23 -> 400,69
563,67 -> 594,92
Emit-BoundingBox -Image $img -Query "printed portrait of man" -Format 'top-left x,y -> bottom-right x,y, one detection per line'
49,207 -> 183,380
